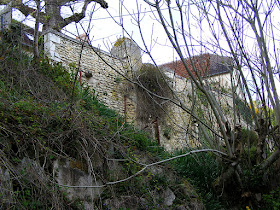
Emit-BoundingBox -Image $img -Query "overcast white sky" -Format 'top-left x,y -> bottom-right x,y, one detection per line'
1,0 -> 280,97
61,0 -> 178,64
1,0 -> 280,69
2,0 -> 263,65
1,0 -> 185,64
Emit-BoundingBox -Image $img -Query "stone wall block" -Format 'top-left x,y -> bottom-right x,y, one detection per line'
53,160 -> 103,204
44,31 -> 208,151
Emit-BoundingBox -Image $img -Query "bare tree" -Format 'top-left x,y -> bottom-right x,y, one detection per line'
108,0 -> 280,205
0,0 -> 108,31
2,0 -> 280,207
0,0 -> 108,61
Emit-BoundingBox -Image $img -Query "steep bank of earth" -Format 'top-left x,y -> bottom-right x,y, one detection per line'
0,34 -> 204,209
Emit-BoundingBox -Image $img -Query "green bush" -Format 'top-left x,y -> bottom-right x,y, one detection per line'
263,187 -> 280,210
171,150 -> 224,209
39,58 -> 75,95
0,29 -> 187,209
135,63 -> 172,122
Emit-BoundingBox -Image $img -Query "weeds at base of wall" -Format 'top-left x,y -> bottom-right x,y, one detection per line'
0,30 -> 205,209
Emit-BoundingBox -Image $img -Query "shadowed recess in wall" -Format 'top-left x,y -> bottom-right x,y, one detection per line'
135,63 -> 173,123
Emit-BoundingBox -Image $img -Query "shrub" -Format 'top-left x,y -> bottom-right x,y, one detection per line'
135,63 -> 172,123
171,150 -> 224,209
263,187 -> 280,209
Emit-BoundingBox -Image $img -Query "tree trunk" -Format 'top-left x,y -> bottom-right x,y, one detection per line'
43,0 -> 64,31
33,0 -> 40,61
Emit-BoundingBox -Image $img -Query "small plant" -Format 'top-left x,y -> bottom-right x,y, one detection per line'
263,187 -> 280,209
171,150 -> 224,209
114,76 -> 122,83
114,37 -> 132,47
163,127 -> 172,139
235,97 -> 253,125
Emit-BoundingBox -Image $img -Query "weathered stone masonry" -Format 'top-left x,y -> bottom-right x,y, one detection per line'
44,31 -> 234,151
44,31 -> 130,116
44,31 -> 193,151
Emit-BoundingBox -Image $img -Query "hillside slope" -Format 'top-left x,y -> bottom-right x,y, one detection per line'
0,33 -> 204,209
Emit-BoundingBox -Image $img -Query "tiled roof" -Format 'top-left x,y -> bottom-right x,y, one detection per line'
160,53 -> 233,78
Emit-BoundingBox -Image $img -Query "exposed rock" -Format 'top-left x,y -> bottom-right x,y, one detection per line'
17,158 -> 48,183
104,196 -> 145,209
1,158 -> 52,207
188,198 -> 205,210
150,165 -> 164,175
163,187 -> 176,206
90,151 -> 104,170
107,159 -> 125,180
53,159 -> 103,208
0,167 -> 13,206
255,193 -> 262,202
175,205 -> 188,210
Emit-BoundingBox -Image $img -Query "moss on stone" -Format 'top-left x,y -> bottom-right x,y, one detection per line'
114,37 -> 132,47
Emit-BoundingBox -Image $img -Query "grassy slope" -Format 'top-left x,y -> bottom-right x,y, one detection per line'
0,34 -> 205,209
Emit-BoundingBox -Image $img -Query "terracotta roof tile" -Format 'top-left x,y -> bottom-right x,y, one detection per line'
161,53 -> 233,78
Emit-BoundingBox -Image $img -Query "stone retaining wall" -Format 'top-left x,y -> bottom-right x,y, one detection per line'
44,31 -> 233,151
44,31 -> 127,116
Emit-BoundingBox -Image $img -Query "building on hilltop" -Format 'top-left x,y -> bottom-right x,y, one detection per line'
76,33 -> 89,42
161,53 -> 233,88
157,54 -> 236,149
1,5 -> 237,150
